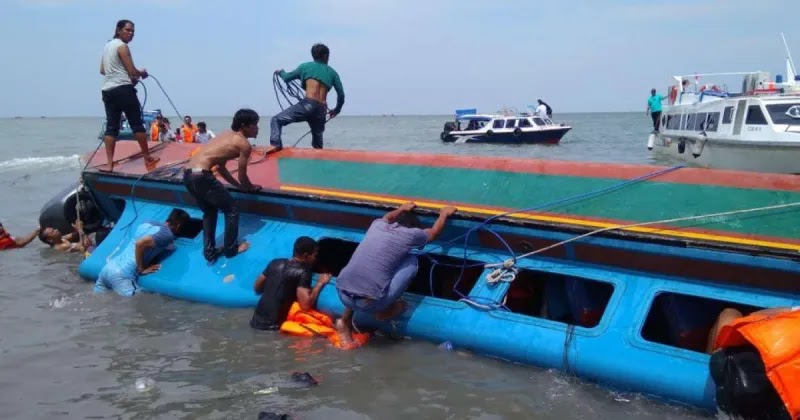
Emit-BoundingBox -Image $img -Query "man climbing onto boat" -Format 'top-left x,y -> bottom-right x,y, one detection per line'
183,108 -> 262,262
39,220 -> 92,253
270,43 -> 345,150
99,19 -> 159,171
0,222 -> 39,250
250,236 -> 331,331
334,202 -> 457,348
94,208 -> 189,296
646,88 -> 666,132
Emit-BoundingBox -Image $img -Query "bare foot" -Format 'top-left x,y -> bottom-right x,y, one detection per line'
375,300 -> 408,321
144,155 -> 160,166
237,241 -> 250,254
96,163 -> 114,173
334,318 -> 355,349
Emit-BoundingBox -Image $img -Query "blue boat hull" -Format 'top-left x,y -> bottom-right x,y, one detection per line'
77,177 -> 800,413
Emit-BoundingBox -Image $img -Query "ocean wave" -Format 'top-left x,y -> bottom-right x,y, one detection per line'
0,155 -> 81,173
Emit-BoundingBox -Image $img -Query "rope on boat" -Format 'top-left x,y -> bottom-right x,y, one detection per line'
484,201 -> 800,280
271,73 -> 335,148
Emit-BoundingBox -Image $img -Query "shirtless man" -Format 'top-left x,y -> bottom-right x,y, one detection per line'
182,108 -> 262,262
39,220 -> 93,253
271,43 -> 345,150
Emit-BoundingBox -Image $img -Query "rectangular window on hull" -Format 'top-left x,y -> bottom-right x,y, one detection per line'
694,112 -> 707,131
766,103 -> 800,125
722,106 -> 734,124
641,292 -> 762,354
493,120 -> 505,129
705,112 -> 720,132
505,119 -> 517,128
746,105 -> 768,125
518,119 -> 532,128
504,269 -> 614,328
684,113 -> 695,130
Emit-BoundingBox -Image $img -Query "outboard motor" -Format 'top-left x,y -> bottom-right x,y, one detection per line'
440,121 -> 457,141
38,182 -> 104,239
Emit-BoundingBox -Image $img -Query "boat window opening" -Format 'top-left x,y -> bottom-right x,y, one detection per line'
766,103 -> 800,125
705,112 -> 720,132
684,113 -> 695,130
504,269 -> 614,328
404,254 -> 484,300
518,118 -> 532,128
694,113 -> 707,131
314,237 -> 359,276
680,114 -> 688,130
176,217 -> 204,239
722,106 -> 734,124
505,119 -> 517,129
745,105 -> 768,125
492,119 -> 505,129
641,292 -> 762,354
532,117 -> 546,126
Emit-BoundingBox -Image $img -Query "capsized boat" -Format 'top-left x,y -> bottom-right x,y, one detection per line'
44,141 -> 800,414
441,107 -> 571,144
648,35 -> 800,173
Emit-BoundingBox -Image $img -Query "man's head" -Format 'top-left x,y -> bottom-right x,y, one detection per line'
537,99 -> 543,105
651,88 -> 656,96
292,236 -> 319,265
38,226 -> 62,246
231,108 -> 260,138
113,19 -> 135,43
184,115 -> 192,125
197,122 -> 207,133
311,43 -> 330,64
165,208 -> 190,235
396,211 -> 422,229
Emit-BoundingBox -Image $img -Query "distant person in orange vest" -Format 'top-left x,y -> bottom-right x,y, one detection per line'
181,115 -> 199,143
195,122 -> 216,143
0,221 -> 39,251
271,43 -> 345,150
99,19 -> 159,171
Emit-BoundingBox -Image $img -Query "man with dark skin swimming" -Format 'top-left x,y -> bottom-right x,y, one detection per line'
183,108 -> 262,262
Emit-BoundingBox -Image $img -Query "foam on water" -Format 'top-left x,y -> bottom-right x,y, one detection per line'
0,154 -> 81,173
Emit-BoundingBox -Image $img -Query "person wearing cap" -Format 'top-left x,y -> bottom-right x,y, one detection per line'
0,222 -> 40,250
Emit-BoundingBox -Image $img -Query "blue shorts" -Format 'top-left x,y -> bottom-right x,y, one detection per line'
94,264 -> 138,296
338,255 -> 418,313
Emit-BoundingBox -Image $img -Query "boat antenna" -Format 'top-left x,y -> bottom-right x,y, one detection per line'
781,32 -> 797,81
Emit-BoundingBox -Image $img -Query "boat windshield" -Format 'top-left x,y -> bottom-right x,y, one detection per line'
766,103 -> 800,125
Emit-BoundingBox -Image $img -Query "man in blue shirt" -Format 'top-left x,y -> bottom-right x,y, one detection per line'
646,88 -> 666,132
93,208 -> 189,296
334,202 -> 456,348
271,43 -> 345,150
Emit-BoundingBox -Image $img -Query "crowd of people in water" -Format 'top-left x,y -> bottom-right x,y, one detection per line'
1,18 -> 798,420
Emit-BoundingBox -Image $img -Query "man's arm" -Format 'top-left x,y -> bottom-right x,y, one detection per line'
14,228 -> 40,248
383,202 -> 416,223
100,57 -> 105,75
236,141 -> 260,191
117,44 -> 147,80
330,73 -> 345,116
215,165 -> 242,189
424,206 -> 457,242
253,274 -> 267,294
134,235 -> 159,274
296,273 -> 331,311
279,65 -> 302,83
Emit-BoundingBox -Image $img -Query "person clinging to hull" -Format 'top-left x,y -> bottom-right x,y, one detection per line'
99,19 -> 159,171
271,43 -> 345,151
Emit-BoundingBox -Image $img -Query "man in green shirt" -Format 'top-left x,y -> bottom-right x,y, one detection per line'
271,43 -> 345,150
646,88 -> 666,132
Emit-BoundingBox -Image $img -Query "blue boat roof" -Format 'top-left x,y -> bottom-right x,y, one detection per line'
455,108 -> 477,117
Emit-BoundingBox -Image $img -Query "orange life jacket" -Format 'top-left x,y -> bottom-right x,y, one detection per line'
181,123 -> 198,143
279,302 -> 370,349
714,309 -> 800,419
0,234 -> 18,250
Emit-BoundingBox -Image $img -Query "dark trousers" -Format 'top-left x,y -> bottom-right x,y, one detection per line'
651,111 -> 662,132
182,169 -> 239,261
270,98 -> 327,149
102,84 -> 145,137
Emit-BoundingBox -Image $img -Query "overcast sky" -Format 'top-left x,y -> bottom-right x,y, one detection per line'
1,0 -> 798,117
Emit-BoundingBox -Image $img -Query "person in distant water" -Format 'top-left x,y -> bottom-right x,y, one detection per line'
0,222 -> 39,250
334,202 -> 457,348
536,99 -> 552,120
271,43 -> 345,150
183,109 -> 262,262
195,122 -> 216,143
39,220 -> 93,253
250,236 -> 332,330
99,19 -> 159,171
646,88 -> 666,132
94,208 -> 189,296
181,115 -> 199,143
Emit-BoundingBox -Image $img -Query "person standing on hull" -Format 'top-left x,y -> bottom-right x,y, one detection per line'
183,109 -> 262,263
334,202 -> 457,348
646,88 -> 666,132
271,43 -> 345,151
99,19 -> 159,171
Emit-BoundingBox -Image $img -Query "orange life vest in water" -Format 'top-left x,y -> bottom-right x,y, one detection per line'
279,302 -> 370,349
0,234 -> 18,250
714,309 -> 800,419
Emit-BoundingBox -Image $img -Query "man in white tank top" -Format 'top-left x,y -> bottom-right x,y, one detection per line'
99,19 -> 159,171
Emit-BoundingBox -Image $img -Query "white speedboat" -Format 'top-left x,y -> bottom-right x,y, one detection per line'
441,107 -> 571,144
648,36 -> 800,174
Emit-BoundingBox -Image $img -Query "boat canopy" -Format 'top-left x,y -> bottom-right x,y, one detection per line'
455,114 -> 493,122
455,108 -> 477,118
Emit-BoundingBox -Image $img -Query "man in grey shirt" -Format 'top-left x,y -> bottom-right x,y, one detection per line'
334,202 -> 457,348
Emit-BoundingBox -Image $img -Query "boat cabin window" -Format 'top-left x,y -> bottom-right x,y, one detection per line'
641,292 -> 762,354
504,269 -> 614,328
492,119 -> 505,129
532,117 -> 546,126
722,106 -> 735,124
684,113 -> 695,130
705,112 -> 720,132
745,105 -> 768,125
765,103 -> 800,125
504,119 -> 517,129
405,254 -> 484,301
694,113 -> 707,131
518,118 -> 532,128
